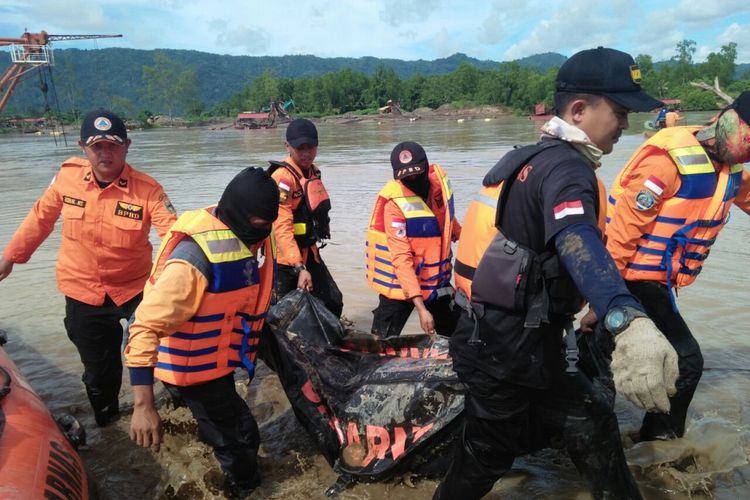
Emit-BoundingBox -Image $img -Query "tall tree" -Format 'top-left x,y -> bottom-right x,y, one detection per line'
142,52 -> 203,122
675,40 -> 697,65
366,65 -> 402,107
702,42 -> 737,85
672,40 -> 697,85
245,69 -> 281,111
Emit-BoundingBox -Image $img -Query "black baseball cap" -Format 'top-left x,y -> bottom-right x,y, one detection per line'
727,91 -> 750,125
556,47 -> 663,112
390,141 -> 428,180
285,118 -> 318,148
80,109 -> 127,146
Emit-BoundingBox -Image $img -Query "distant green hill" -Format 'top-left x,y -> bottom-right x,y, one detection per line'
0,48 -> 566,115
510,52 -> 567,72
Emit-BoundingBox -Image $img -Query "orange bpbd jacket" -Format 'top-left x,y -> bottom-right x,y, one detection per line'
271,156 -> 330,266
366,164 -> 461,301
606,127 -> 750,290
132,207 -> 274,386
2,157 -> 177,306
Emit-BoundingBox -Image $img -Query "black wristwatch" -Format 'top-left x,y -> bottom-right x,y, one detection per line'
293,263 -> 307,275
603,306 -> 647,335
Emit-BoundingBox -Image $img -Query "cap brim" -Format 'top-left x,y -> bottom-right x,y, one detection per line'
287,136 -> 318,148
84,135 -> 126,146
394,164 -> 426,180
604,91 -> 663,112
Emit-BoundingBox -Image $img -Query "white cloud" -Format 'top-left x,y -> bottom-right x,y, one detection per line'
669,0 -> 749,25
717,22 -> 750,62
1,0 -> 747,62
431,26 -> 467,58
478,0 -> 542,45
212,23 -> 271,55
501,1 -> 629,60
379,0 -> 442,27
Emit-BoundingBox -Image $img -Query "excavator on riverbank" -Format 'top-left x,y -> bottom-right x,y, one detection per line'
234,99 -> 295,129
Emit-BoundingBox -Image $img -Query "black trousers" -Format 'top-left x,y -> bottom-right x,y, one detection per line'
434,367 -> 641,500
275,250 -> 343,318
64,293 -> 141,426
625,280 -> 704,439
370,294 -> 459,337
163,373 -> 261,489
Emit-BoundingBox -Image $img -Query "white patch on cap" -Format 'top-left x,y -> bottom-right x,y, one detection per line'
399,150 -> 413,164
94,117 -> 112,131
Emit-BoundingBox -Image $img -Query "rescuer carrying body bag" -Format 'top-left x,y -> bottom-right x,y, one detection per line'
470,140 -> 579,327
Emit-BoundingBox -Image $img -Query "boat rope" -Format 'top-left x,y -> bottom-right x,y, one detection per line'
46,65 -> 68,147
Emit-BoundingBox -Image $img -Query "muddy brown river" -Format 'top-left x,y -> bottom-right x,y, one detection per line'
1,113 -> 749,499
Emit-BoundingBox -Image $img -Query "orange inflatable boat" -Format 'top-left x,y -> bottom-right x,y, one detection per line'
0,342 -> 90,499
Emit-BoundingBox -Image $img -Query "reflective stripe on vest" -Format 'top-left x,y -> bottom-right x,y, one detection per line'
150,207 -> 274,386
607,127 -> 743,292
365,164 -> 455,302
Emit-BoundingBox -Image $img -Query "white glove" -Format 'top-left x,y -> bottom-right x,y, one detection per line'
610,317 -> 679,413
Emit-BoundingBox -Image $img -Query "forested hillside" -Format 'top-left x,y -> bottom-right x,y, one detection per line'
0,49 -> 553,115
1,42 -> 747,119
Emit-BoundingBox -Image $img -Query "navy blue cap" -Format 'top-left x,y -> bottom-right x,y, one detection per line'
286,118 -> 318,148
390,141 -> 428,180
556,47 -> 663,112
80,109 -> 127,146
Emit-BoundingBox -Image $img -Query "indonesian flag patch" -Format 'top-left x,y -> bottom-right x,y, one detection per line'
391,217 -> 407,237
553,200 -> 584,220
644,175 -> 665,196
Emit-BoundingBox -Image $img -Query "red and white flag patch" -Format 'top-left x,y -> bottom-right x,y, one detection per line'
553,200 -> 584,220
278,181 -> 291,192
391,217 -> 407,237
644,176 -> 665,196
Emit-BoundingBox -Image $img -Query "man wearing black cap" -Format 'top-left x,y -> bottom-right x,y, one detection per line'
600,91 -> 750,442
435,47 -> 678,499
365,141 -> 461,337
0,109 -> 177,427
269,118 -> 342,317
125,167 -> 279,497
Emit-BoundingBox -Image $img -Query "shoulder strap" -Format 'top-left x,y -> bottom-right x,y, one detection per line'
267,160 -> 302,182
486,140 -> 567,228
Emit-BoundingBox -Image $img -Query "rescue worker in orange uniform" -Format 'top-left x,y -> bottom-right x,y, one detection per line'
0,109 -> 177,426
125,167 -> 279,497
665,109 -> 684,128
435,48 -> 679,500
366,141 -> 461,337
270,118 -> 343,317
597,91 -> 750,442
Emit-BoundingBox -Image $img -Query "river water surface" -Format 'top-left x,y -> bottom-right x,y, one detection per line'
2,114 -> 750,499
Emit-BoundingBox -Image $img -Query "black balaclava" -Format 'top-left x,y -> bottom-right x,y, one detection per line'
215,167 -> 279,246
402,171 -> 430,200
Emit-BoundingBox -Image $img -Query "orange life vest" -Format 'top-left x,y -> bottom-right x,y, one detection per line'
365,164 -> 455,302
149,207 -> 275,386
269,160 -> 331,248
607,127 -> 744,289
455,172 -> 607,301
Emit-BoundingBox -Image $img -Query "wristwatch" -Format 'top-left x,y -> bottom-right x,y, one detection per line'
293,263 -> 307,275
603,306 -> 647,335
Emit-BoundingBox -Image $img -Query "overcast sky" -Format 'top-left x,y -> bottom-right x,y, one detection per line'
2,0 -> 749,63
